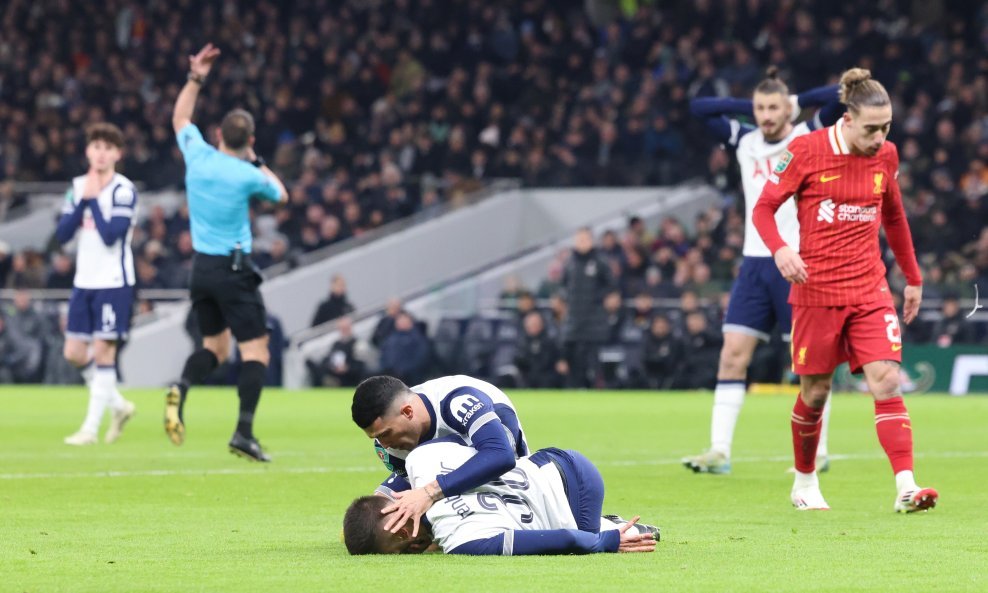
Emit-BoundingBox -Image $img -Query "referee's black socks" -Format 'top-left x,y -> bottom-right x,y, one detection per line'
180,348 -> 219,393
236,361 -> 266,439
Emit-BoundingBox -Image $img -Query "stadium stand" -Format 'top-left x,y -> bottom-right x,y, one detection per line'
0,0 -> 986,384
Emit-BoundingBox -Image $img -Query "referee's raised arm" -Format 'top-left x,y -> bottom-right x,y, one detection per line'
163,43 -> 287,462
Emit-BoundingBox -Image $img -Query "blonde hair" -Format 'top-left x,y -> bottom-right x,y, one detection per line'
838,68 -> 890,113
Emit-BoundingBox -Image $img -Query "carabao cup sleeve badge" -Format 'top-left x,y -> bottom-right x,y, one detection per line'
375,443 -> 395,472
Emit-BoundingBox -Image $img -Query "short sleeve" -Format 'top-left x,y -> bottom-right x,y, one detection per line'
252,171 -> 282,202
111,185 -> 137,218
176,123 -> 211,163
439,387 -> 499,440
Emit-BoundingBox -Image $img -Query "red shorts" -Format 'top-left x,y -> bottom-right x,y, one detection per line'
791,301 -> 903,375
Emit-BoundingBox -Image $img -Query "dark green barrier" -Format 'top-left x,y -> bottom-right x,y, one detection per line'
833,345 -> 988,394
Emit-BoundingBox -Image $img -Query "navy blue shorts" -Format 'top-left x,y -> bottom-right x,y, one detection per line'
530,447 -> 605,533
723,256 -> 792,342
66,286 -> 135,342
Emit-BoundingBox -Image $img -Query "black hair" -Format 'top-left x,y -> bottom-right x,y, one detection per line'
343,496 -> 389,555
351,375 -> 409,429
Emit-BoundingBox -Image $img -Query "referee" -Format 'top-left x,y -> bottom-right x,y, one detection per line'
165,43 -> 288,462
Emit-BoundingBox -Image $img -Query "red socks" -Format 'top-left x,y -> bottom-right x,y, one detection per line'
791,395 -> 824,473
875,396 -> 914,474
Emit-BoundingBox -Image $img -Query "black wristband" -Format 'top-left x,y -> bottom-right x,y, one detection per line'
251,156 -> 266,168
188,72 -> 205,85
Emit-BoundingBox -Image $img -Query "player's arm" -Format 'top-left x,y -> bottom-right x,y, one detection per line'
752,142 -> 809,283
245,146 -> 288,203
381,389 -> 516,536
87,183 -> 136,247
792,84 -> 844,130
172,43 -> 220,134
448,520 -> 655,555
689,97 -> 756,146
880,148 -> 923,324
54,187 -> 86,245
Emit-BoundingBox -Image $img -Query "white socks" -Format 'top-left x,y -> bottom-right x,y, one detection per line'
793,470 -> 819,490
710,381 -> 746,457
895,470 -> 918,493
80,366 -> 118,435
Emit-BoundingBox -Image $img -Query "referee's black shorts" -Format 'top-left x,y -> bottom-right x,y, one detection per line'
189,252 -> 268,342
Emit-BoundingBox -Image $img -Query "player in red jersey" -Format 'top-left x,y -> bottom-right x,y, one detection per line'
753,68 -> 938,513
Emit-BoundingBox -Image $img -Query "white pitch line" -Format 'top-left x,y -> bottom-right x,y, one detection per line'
0,451 -> 985,481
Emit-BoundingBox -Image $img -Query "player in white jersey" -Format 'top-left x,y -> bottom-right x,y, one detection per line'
682,69 -> 843,474
54,123 -> 138,446
352,374 -> 530,536
343,438 -> 657,555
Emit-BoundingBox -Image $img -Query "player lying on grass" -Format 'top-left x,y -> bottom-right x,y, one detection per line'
351,374 -> 530,535
343,437 -> 658,555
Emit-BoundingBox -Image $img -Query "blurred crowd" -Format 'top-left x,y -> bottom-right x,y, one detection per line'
1,0 -> 986,378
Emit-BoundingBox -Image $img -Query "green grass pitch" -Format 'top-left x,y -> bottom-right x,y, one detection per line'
1,386 -> 986,593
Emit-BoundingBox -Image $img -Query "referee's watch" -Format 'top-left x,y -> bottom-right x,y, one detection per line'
250,156 -> 266,168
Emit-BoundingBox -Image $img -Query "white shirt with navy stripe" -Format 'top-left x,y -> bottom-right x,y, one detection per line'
63,173 -> 137,289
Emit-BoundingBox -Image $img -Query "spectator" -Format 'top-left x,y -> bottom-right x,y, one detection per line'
0,313 -> 42,383
642,315 -> 683,390
46,253 -> 75,289
514,311 -> 565,389
7,290 -> 49,339
560,227 -> 615,388
308,316 -> 366,387
378,311 -> 431,386
311,274 -> 356,328
672,312 -> 723,390
602,290 -> 625,345
371,298 -> 403,348
930,295 -> 978,347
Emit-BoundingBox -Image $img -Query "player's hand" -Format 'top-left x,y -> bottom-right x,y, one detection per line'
189,43 -> 221,78
381,486 -> 434,537
903,285 -> 922,324
774,246 -> 808,284
617,516 -> 656,553
81,170 -> 101,200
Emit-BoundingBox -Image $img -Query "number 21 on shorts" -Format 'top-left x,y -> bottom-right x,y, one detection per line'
884,313 -> 902,351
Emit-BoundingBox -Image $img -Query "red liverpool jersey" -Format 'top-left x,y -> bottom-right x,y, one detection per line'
753,118 -> 922,307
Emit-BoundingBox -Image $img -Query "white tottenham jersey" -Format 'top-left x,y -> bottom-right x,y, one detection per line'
736,123 -> 807,256
408,440 -> 576,554
63,173 -> 137,289
380,375 -> 528,468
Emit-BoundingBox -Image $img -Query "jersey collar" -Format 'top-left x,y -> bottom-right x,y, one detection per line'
828,118 -> 851,155
417,393 -> 437,445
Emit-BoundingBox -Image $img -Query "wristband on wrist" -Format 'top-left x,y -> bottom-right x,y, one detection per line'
251,156 -> 266,168
188,72 -> 205,85
426,483 -> 443,502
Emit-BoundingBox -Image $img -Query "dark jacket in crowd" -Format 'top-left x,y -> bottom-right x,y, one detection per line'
308,335 -> 366,387
561,247 -> 615,343
642,332 -> 683,390
311,294 -> 355,327
379,327 -> 431,386
671,328 -> 723,390
514,327 -> 564,389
